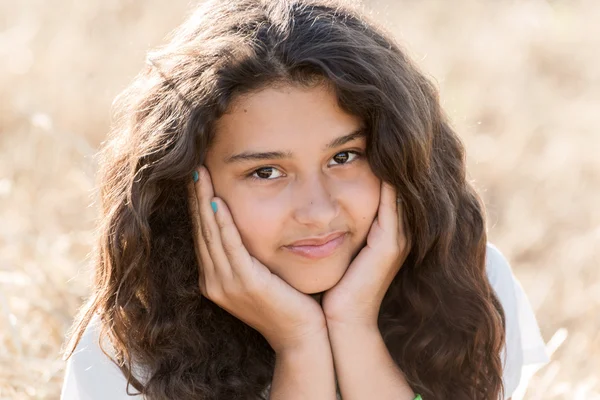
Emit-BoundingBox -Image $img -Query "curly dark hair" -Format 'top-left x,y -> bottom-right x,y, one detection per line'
63,0 -> 506,399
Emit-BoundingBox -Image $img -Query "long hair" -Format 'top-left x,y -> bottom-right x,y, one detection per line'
63,0 -> 505,399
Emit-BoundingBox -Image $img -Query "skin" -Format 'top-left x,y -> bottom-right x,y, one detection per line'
190,81 -> 417,398
204,82 -> 381,296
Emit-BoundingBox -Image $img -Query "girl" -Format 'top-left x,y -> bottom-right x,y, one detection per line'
60,0 -> 549,399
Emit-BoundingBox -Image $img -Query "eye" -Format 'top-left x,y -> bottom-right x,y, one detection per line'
248,166 -> 285,181
246,150 -> 363,182
327,150 -> 362,167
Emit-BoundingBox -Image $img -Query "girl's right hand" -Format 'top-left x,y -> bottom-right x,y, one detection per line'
188,166 -> 327,354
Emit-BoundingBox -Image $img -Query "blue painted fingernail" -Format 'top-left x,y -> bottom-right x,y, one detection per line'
211,201 -> 218,213
192,170 -> 199,183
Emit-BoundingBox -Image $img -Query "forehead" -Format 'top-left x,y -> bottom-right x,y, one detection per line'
210,83 -> 363,155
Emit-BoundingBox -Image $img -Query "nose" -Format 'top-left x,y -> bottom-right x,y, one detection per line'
292,173 -> 339,227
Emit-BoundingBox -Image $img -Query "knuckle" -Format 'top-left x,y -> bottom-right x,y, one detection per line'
198,253 -> 211,269
201,224 -> 214,245
222,242 -> 238,259
243,276 -> 264,297
198,279 -> 208,297
198,285 -> 207,298
204,285 -> 223,302
398,237 -> 409,252
243,281 -> 260,296
221,281 -> 240,298
215,213 -> 226,228
386,242 -> 401,259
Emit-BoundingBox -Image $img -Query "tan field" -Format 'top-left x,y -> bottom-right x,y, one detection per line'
0,0 -> 598,398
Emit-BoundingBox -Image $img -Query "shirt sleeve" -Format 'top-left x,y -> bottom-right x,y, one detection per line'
60,315 -> 144,400
485,243 -> 550,399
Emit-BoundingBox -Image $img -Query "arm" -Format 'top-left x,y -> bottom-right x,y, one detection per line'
327,322 -> 415,400
319,182 -> 414,399
269,328 -> 337,400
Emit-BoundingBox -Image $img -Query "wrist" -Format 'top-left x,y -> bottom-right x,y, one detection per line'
272,324 -> 330,356
325,316 -> 379,334
271,325 -> 336,400
322,300 -> 379,330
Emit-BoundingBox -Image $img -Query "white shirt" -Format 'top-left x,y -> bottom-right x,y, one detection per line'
60,243 -> 549,399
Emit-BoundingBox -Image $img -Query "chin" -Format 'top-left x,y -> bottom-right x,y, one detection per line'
290,273 -> 344,295
264,253 -> 354,294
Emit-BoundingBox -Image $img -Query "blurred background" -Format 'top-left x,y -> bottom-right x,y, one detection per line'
0,0 -> 598,398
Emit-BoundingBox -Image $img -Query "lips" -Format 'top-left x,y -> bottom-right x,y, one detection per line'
283,231 -> 347,260
286,231 -> 346,247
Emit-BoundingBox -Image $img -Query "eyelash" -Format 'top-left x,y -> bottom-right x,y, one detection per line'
246,150 -> 364,182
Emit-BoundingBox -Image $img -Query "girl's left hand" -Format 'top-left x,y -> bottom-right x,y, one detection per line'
321,181 -> 410,329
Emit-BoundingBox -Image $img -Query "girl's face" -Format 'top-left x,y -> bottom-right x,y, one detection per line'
204,83 -> 381,294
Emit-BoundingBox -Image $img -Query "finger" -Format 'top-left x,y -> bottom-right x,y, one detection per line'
196,230 -> 214,296
194,165 -> 233,280
187,180 -> 204,265
187,180 -> 212,293
390,187 -> 410,255
211,197 -> 254,280
377,181 -> 399,235
396,200 -> 410,255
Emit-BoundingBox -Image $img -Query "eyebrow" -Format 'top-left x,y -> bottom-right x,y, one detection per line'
224,128 -> 366,164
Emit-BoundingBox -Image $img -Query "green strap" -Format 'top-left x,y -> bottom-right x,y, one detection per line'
414,395 -> 422,400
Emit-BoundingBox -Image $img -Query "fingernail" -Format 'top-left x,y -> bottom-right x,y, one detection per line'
211,201 -> 218,214
192,170 -> 199,183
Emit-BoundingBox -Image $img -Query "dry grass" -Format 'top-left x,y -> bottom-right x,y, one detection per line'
0,0 -> 598,399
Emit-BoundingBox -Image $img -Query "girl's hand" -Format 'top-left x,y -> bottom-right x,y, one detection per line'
188,166 -> 327,354
321,181 -> 410,329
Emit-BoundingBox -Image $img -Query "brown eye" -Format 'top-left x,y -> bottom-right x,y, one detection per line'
328,151 -> 361,166
334,152 -> 349,163
249,166 -> 284,180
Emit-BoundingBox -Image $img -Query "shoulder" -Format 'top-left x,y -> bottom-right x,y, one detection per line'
484,243 -> 522,313
60,314 -> 145,400
484,243 -> 550,399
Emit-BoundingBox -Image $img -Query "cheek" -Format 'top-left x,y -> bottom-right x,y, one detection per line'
341,172 -> 381,231
227,196 -> 283,257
